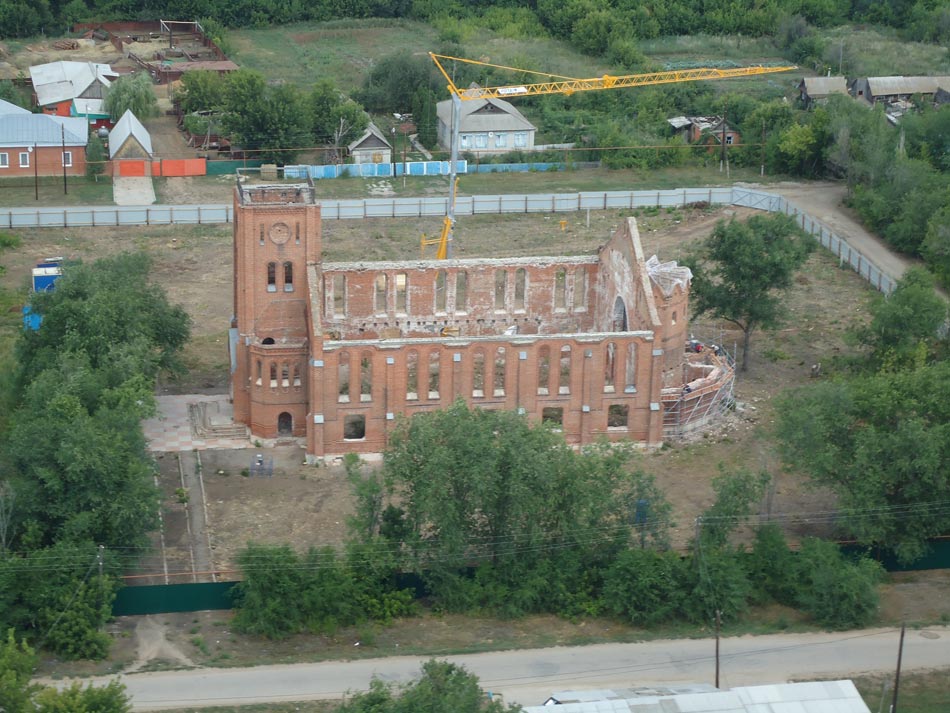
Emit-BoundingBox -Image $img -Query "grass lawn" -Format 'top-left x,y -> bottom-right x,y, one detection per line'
0,176 -> 114,206
852,668 -> 950,713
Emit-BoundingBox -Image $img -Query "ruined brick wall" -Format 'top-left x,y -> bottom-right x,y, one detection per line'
231,185 -> 692,455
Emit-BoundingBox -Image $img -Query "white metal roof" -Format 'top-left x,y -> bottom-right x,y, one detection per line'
30,60 -> 118,106
524,681 -> 870,713
109,109 -> 152,158
0,98 -> 30,115
0,113 -> 88,147
437,97 -> 536,133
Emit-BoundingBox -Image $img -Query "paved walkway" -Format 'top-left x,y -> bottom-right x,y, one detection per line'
142,395 -> 250,452
114,176 -> 157,205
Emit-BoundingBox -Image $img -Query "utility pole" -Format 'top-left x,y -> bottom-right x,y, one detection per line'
890,623 -> 905,713
61,124 -> 68,195
96,544 -> 105,610
760,120 -> 766,177
33,142 -> 38,201
715,609 -> 721,688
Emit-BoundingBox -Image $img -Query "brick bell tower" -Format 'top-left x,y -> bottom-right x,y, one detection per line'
231,184 -> 321,439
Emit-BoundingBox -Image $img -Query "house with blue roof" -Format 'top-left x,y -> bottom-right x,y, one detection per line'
0,102 -> 88,177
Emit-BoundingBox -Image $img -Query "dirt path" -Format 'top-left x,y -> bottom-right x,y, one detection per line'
125,616 -> 195,673
758,182 -> 914,282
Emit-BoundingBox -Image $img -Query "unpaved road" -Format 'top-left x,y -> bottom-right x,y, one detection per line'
62,626 -> 948,710
757,181 -> 914,282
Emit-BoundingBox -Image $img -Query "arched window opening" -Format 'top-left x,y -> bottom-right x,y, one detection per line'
395,272 -> 408,313
455,271 -> 468,313
559,345 -> 571,395
269,362 -> 278,388
493,347 -> 506,397
262,337 -> 275,345
435,270 -> 447,312
406,350 -> 418,400
672,310 -> 677,326
537,346 -> 550,396
574,269 -> 588,310
494,270 -> 507,310
332,274 -> 346,317
259,224 -> 265,245
472,351 -> 485,397
266,262 -> 277,292
625,344 -> 637,392
374,273 -> 388,314
338,352 -> 350,403
542,407 -> 563,427
613,296 -> 628,332
604,342 -> 616,393
360,354 -> 372,402
283,262 -> 294,292
277,412 -> 293,436
554,269 -> 567,310
293,362 -> 301,387
428,352 -> 440,399
281,362 -> 290,388
255,360 -> 262,386
514,268 -> 527,311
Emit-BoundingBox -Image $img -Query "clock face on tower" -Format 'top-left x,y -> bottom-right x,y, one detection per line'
268,222 -> 291,245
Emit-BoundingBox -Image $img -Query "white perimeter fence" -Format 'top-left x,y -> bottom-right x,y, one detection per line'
0,187 -> 895,293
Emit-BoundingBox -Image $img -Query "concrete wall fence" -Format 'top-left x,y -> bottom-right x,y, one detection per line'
0,187 -> 895,293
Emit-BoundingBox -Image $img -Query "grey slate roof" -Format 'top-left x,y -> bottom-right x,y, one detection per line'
109,109 -> 152,158
437,97 -> 535,133
0,113 -> 88,147
523,680 -> 870,713
801,76 -> 848,97
30,60 -> 118,106
866,76 -> 950,96
348,122 -> 391,152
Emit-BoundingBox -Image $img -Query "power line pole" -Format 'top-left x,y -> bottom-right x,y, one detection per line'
715,609 -> 721,688
890,623 -> 905,713
61,123 -> 68,195
33,142 -> 38,201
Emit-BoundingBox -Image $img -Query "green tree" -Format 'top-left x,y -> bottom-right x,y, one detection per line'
411,86 -> 438,150
698,468 -> 770,549
922,205 -> 950,286
0,629 -> 40,713
746,524 -> 799,605
355,51 -> 439,114
0,79 -> 29,109
601,548 -> 684,625
340,660 -> 520,713
685,214 -> 814,371
34,680 -> 131,713
16,252 -> 190,389
176,70 -> 227,114
795,538 -> 882,629
377,401 -> 670,615
310,80 -> 369,151
85,134 -> 106,179
858,267 -> 948,369
104,72 -> 158,122
222,71 -> 310,164
776,361 -> 950,563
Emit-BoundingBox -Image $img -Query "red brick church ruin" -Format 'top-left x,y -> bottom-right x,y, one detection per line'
229,183 -> 733,459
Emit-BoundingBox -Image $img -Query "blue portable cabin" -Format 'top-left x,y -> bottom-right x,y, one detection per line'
23,257 -> 64,330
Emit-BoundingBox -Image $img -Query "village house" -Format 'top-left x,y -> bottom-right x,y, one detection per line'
229,183 -> 734,459
667,116 -> 740,147
798,76 -> 848,107
850,75 -> 950,105
0,103 -> 88,177
29,60 -> 118,118
347,122 -> 392,165
437,96 -> 537,155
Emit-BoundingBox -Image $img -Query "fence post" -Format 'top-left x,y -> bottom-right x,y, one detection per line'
170,206 -> 174,225
114,208 -> 118,226
198,206 -> 203,224
146,208 -> 150,225
63,209 -> 67,227
418,198 -> 422,217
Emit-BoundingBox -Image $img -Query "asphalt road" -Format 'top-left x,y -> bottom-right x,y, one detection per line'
64,626 -> 949,710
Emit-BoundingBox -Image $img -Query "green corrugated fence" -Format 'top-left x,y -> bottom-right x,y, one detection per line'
113,581 -> 239,616
206,160 -> 265,175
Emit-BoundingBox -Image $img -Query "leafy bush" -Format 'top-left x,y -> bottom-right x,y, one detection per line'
602,548 -> 684,625
795,538 -> 883,629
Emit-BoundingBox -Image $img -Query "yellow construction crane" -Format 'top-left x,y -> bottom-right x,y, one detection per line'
422,53 -> 796,259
